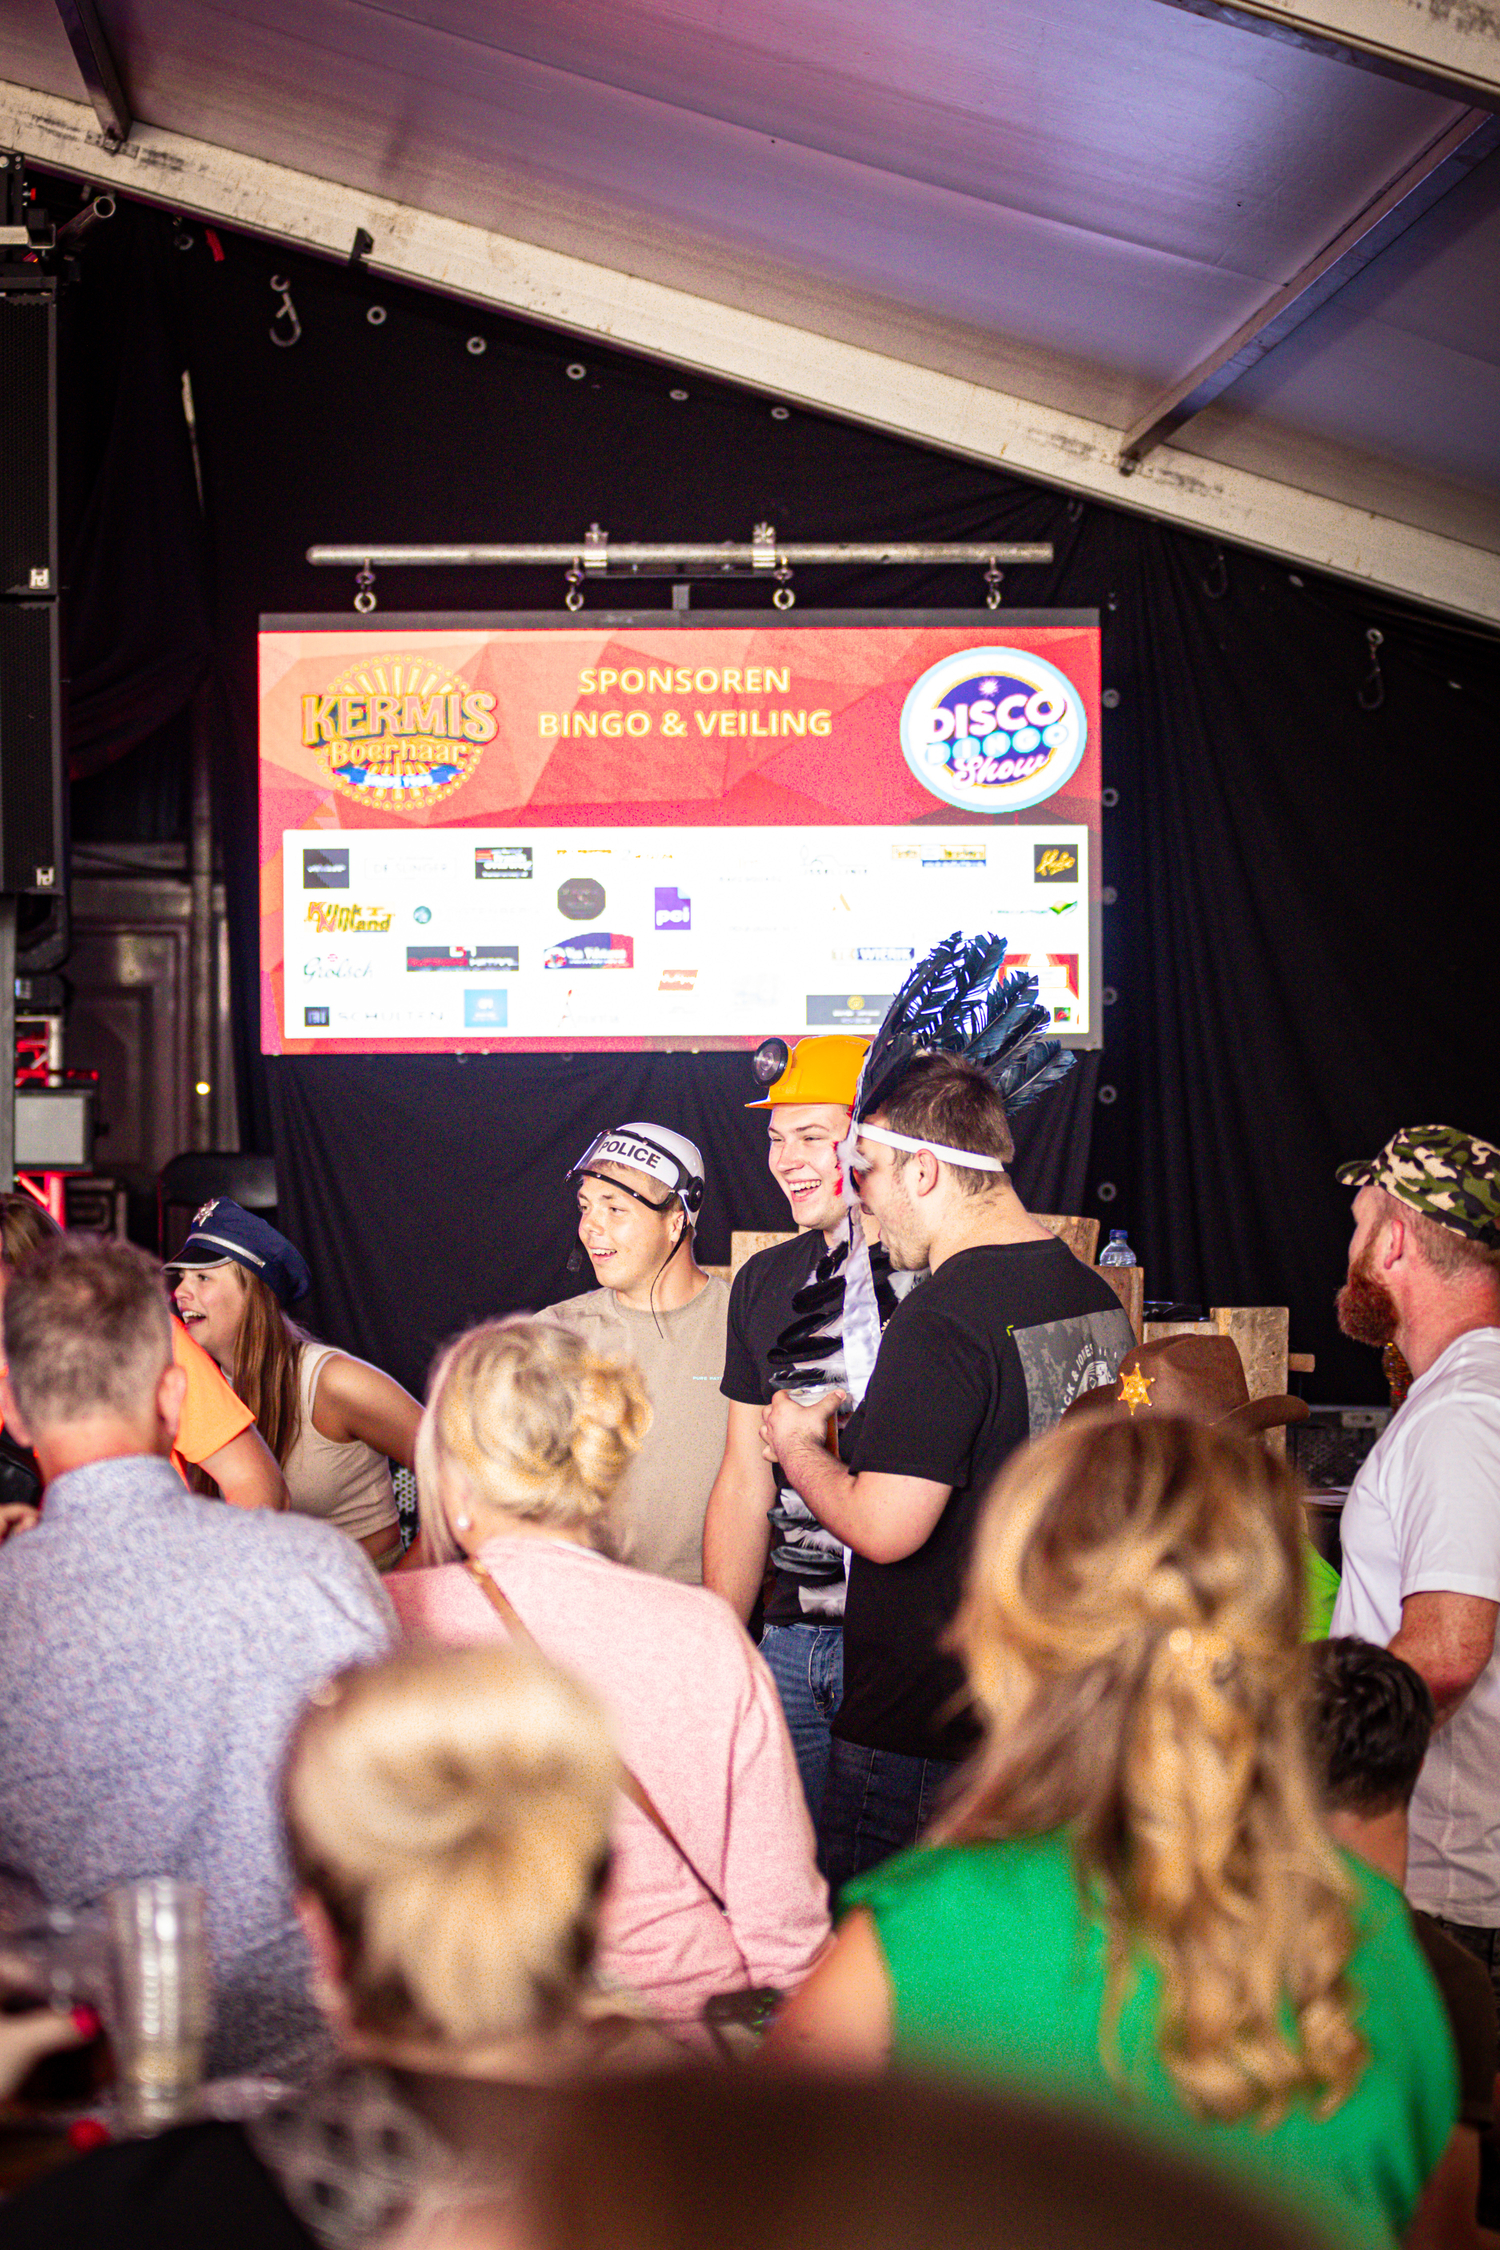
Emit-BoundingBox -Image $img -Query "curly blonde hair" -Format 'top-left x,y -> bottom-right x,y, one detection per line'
284,1642 -> 619,2044
939,1414 -> 1365,2128
417,1316 -> 651,1560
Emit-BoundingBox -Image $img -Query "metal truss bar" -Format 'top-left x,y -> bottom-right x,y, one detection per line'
51,0 -> 131,146
306,542 -> 1053,566
4,84 -> 1497,626
1151,0 -> 1500,109
1121,110 -> 1500,463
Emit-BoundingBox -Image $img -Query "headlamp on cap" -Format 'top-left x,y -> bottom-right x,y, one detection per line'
567,1124 -> 706,1224
752,1037 -> 790,1088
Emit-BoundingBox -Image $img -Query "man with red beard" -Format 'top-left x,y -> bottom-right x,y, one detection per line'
1330,1125 -> 1500,2002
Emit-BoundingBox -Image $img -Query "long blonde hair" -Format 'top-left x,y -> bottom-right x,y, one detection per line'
417,1316 -> 651,1561
284,1642 -> 618,2044
226,1265 -> 311,1466
941,1414 -> 1365,2127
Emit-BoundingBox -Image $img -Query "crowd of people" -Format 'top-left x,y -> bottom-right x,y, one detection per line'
0,1002 -> 1496,2250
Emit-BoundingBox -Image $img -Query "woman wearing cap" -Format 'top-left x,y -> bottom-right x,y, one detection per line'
537,1122 -> 729,1585
169,1199 -> 421,1569
0,1193 -> 287,1514
769,1414 -> 1456,2248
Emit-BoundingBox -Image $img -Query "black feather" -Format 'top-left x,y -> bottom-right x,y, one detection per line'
995,1040 -> 1075,1111
853,929 -> 1073,1121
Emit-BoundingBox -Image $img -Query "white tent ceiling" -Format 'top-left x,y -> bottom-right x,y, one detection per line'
3,0 -> 1498,620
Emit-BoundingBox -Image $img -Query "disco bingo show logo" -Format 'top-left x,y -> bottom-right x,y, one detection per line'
301,659 -> 497,807
899,648 -> 1086,814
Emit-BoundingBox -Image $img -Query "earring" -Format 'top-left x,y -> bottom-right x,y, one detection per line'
454,1513 -> 473,1532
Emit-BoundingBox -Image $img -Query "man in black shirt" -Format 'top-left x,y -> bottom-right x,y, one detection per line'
703,1035 -> 870,1826
764,1054 -> 1132,1890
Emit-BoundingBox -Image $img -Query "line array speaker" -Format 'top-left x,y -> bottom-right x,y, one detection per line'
0,603 -> 64,895
0,282 -> 56,598
0,270 -> 64,897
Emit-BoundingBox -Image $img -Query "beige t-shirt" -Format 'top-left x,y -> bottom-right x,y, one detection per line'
537,1274 -> 730,1585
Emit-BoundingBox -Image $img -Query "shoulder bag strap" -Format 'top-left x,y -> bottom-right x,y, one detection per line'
463,1559 -> 729,1915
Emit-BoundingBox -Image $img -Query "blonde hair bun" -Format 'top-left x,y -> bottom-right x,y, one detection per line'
285,1643 -> 619,2044
417,1317 -> 651,1551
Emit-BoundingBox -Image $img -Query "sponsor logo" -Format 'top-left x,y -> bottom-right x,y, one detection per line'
543,932 -> 634,971
304,1006 -> 330,1027
806,993 -> 894,1028
303,953 -> 371,980
305,902 -> 392,935
557,876 -> 607,922
476,845 -> 533,881
833,945 -> 915,966
1034,843 -> 1078,883
407,944 -> 520,973
921,843 -> 986,868
413,905 -> 432,925
464,990 -> 508,1028
301,658 -> 496,806
303,846 -> 349,889
654,886 -> 691,931
658,967 -> 697,994
1005,950 -> 1080,1001
899,647 -> 1087,814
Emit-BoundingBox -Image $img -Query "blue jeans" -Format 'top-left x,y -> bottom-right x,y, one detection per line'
818,1737 -> 959,1900
759,1623 -> 844,1835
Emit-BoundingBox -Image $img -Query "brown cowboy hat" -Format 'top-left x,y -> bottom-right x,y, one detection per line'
1061,1333 -> 1309,1437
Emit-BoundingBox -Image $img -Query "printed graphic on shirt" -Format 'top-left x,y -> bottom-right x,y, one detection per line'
1012,1307 -> 1134,1433
768,1489 -> 848,1618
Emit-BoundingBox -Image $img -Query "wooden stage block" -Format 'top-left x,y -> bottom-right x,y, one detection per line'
730,1229 -> 795,1276
1034,1214 -> 1101,1265
1096,1261 -> 1144,1341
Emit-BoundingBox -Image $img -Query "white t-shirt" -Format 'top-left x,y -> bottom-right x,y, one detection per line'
1331,1327 -> 1500,1922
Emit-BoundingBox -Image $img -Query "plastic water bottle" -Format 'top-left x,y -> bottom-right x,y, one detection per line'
1098,1230 -> 1137,1267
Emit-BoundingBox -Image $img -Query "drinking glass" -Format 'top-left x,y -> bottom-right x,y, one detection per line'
106,1879 -> 211,2133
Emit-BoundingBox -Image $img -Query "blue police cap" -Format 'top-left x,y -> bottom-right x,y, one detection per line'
166,1199 -> 311,1309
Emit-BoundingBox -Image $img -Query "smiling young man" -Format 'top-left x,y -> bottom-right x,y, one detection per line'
763,1052 -> 1133,1889
702,1036 -> 871,1827
538,1122 -> 728,1586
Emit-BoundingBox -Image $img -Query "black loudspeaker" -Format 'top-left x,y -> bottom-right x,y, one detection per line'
0,283 -> 56,599
0,603 -> 64,895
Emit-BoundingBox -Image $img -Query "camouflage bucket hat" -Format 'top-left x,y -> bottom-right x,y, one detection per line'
1337,1125 -> 1500,1248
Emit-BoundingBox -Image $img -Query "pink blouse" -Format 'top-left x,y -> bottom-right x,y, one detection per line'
388,1538 -> 829,2024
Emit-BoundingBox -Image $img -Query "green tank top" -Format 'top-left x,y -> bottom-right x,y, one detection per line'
844,1833 -> 1455,2249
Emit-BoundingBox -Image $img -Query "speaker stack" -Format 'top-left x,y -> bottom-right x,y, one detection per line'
0,149 -> 65,901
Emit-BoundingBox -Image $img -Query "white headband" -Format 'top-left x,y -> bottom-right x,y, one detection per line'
854,1122 -> 1006,1174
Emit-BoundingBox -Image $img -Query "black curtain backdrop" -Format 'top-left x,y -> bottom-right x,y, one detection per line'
54,194 -> 1500,1403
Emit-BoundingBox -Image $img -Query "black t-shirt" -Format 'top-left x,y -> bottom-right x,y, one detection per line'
721,1230 -> 846,1625
836,1238 -> 1135,1763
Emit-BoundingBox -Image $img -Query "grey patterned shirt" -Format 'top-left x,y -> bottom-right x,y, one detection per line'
0,1454 -> 396,2078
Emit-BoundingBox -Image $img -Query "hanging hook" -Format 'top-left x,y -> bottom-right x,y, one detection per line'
984,559 -> 1004,611
1202,547 -> 1228,600
269,274 -> 301,349
353,560 -> 376,615
1358,627 -> 1385,711
772,556 -> 795,610
564,562 -> 585,613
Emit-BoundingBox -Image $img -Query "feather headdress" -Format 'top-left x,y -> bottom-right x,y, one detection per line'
770,931 -> 1075,1424
851,929 -> 1072,1123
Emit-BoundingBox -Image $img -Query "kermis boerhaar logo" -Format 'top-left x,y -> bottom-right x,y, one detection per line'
302,659 -> 497,807
899,648 -> 1086,815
